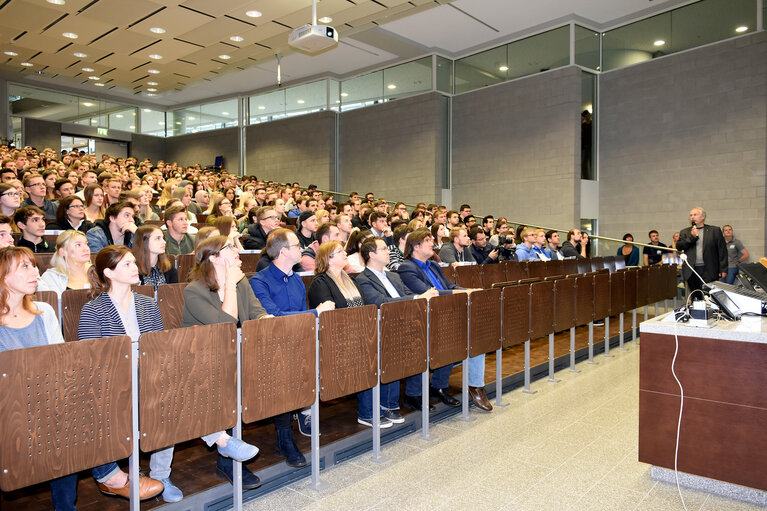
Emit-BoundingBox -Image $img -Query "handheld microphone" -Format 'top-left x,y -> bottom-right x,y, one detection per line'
679,253 -> 709,291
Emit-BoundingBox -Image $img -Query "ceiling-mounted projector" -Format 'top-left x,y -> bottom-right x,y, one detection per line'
289,24 -> 338,52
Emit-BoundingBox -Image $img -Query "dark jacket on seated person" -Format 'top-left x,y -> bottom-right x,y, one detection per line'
397,258 -> 461,296
307,272 -> 366,309
355,267 -> 415,307
560,240 -> 583,259
243,223 -> 268,250
47,218 -> 94,233
438,243 -> 475,264
470,244 -> 498,265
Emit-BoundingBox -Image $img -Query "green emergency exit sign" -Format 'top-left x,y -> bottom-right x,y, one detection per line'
97,128 -> 108,136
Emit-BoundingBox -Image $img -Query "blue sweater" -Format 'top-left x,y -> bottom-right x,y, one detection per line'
79,292 -> 164,341
249,262 -> 316,316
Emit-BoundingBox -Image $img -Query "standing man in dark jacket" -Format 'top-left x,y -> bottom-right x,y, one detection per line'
676,207 -> 727,293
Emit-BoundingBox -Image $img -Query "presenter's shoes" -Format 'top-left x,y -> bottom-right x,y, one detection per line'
275,428 -> 307,468
215,456 -> 262,490
403,394 -> 435,412
296,412 -> 314,437
468,386 -> 493,412
159,478 -> 183,502
97,475 -> 164,500
381,409 -> 405,424
217,437 -> 259,462
430,387 -> 461,408
357,416 -> 392,428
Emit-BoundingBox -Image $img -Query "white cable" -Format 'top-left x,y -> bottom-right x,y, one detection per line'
671,315 -> 689,511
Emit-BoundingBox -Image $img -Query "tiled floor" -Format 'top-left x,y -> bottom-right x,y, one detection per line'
243,341 -> 763,511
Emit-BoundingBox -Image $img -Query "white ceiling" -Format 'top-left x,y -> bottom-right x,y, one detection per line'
2,0 -> 689,107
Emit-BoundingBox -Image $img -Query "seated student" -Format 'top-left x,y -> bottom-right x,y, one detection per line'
162,205 -> 195,256
0,182 -> 22,218
387,225 -> 411,271
53,178 -> 76,201
37,230 -> 91,296
249,228 -> 334,438
78,246 -> 175,503
345,229 -> 373,273
532,228 -> 550,261
133,225 -> 179,289
296,210 -> 319,249
0,215 -> 13,248
193,226 -> 219,252
47,195 -> 93,233
300,222 -> 341,272
397,228 -> 492,412
561,229 -> 589,259
21,174 -> 58,219
84,183 -> 106,222
544,230 -> 565,260
469,227 -> 499,264
205,195 -> 232,224
439,226 -> 476,265
181,236 -> 268,488
355,238 -> 439,426
430,222 -> 447,252
0,246 -> 159,510
213,215 -> 244,252
86,201 -> 138,253
618,233 -> 640,266
14,205 -> 54,253
514,227 -> 539,261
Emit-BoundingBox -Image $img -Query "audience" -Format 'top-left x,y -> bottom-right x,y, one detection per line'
0,215 -> 13,248
133,225 -> 179,289
0,182 -> 22,218
439,226 -> 475,265
37,230 -> 91,295
48,195 -> 93,232
15,205 -> 53,253
86,201 -> 138,252
619,233 -> 640,266
163,205 -> 195,256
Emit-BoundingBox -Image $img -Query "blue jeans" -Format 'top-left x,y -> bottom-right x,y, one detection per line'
405,364 -> 453,396
357,381 -> 400,420
49,462 -> 120,511
468,354 -> 485,387
722,267 -> 739,284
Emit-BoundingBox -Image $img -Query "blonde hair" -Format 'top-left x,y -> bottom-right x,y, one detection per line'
50,230 -> 90,275
315,241 -> 361,302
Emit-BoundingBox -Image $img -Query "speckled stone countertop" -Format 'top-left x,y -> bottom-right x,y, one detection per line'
640,312 -> 767,343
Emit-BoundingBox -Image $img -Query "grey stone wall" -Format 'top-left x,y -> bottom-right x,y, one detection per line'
164,127 -> 240,173
451,67 -> 582,229
600,32 -> 767,256
23,118 -> 61,153
245,111 -> 335,190
339,92 -> 447,206
130,133 -> 165,162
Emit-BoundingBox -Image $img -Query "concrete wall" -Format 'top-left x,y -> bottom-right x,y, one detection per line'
599,32 -> 767,256
23,118 -> 61,153
130,133 -> 165,162
339,92 -> 447,206
451,67 -> 582,229
164,127 -> 239,173
245,111 -> 335,190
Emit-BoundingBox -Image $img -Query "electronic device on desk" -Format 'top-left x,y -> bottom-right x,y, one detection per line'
708,282 -> 767,317
737,262 -> 767,293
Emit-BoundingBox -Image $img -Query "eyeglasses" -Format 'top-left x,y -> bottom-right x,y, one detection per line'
220,244 -> 238,252
330,250 -> 346,258
286,243 -> 301,249
26,182 -> 46,188
1,192 -> 21,198
67,204 -> 85,209
262,215 -> 279,221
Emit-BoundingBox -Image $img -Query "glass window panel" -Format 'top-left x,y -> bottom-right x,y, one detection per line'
285,81 -> 327,117
505,26 -> 570,80
140,108 -> 166,137
383,57 -> 432,100
328,79 -> 340,112
581,72 -> 596,181
602,12 -> 671,71
199,99 -> 238,132
436,55 -> 453,94
249,89 -> 286,124
108,108 -> 137,132
454,45 -> 507,94
340,70 -> 383,111
575,25 -> 600,70
170,107 -> 198,136
670,0 -> 756,53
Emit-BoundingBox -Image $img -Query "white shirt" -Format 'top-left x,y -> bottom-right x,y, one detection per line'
367,267 -> 400,298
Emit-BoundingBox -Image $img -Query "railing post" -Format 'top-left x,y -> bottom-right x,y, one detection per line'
547,333 -> 560,383
632,309 -> 637,344
129,340 -> 139,511
588,321 -> 597,365
604,316 -> 613,358
523,339 -> 536,394
422,303 -> 436,441
569,327 -> 579,373
370,309 -> 388,463
495,293 -> 507,407
619,312 -> 627,351
232,330 -> 242,510
310,317 -> 329,491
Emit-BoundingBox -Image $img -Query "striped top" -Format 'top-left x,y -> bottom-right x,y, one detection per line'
78,291 -> 164,341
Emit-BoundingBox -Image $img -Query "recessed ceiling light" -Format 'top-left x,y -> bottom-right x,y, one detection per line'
387,84 -> 396,90
230,35 -> 244,42
498,65 -> 509,71
90,119 -> 97,124
147,69 -> 160,74
221,111 -> 229,115
148,54 -> 163,60
218,54 -> 231,60
653,40 -> 665,46
62,32 -> 78,39
187,116 -> 195,120
340,92 -> 348,97
82,102 -> 94,107
149,27 -> 166,34
4,51 -> 18,56
94,83 -> 105,87
88,75 -> 99,80
735,26 -> 748,33
115,114 -> 123,118
158,121 -> 165,125
82,67 -> 94,72
297,100 -> 305,104
143,109 -> 152,112
147,81 -> 158,86
73,52 -> 87,58
257,105 -> 265,110
129,125 -> 135,129
146,93 -> 157,97
318,16 -> 332,23
20,62 -> 33,67
175,121 -> 181,125
47,0 -> 66,4
245,10 -> 262,18
147,88 -> 157,92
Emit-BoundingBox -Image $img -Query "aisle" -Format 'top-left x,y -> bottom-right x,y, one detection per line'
243,344 -> 759,511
